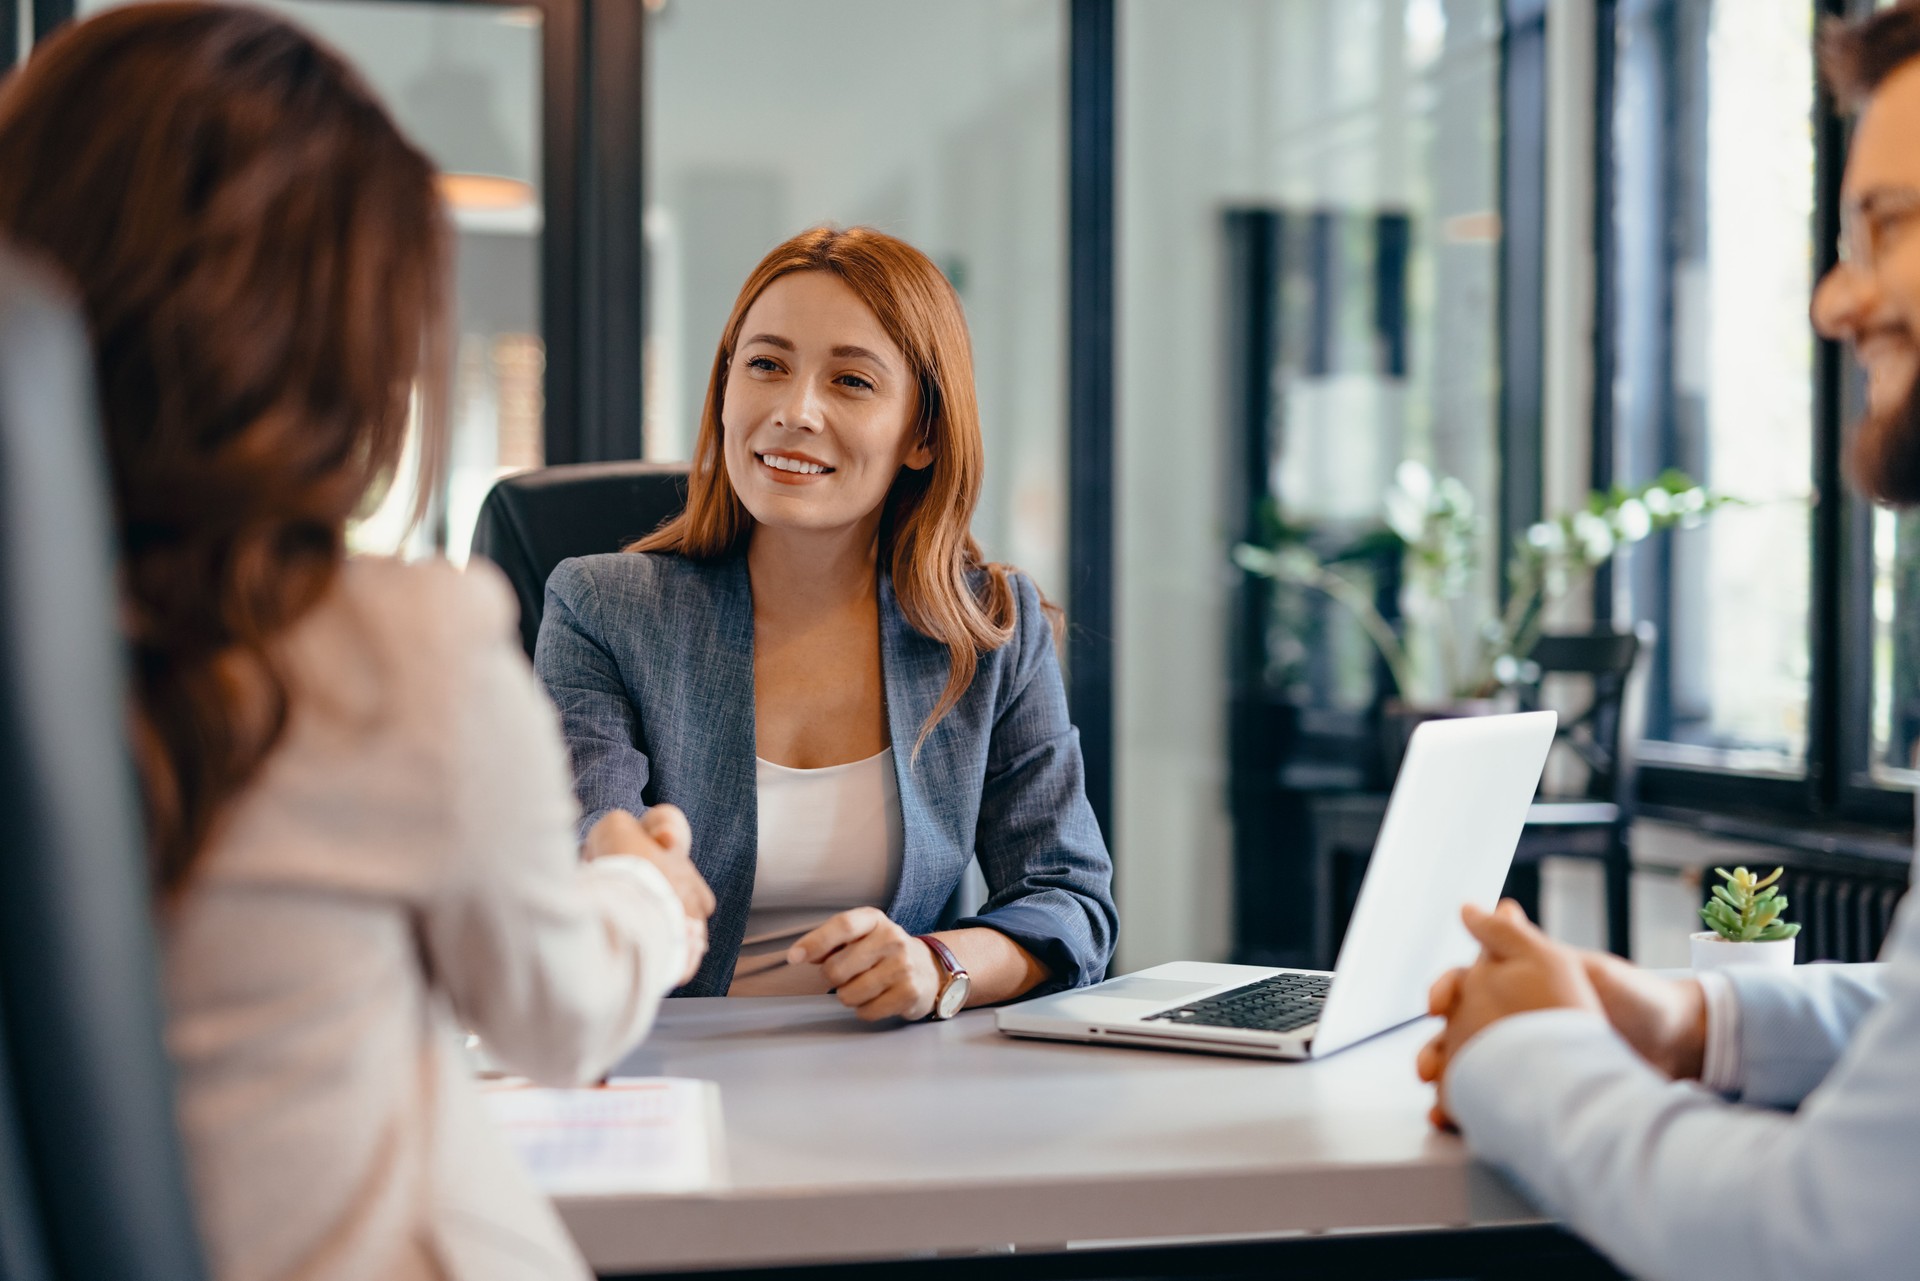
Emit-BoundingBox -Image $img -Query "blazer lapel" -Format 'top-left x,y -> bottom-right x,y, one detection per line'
677,555 -> 759,995
878,574 -> 964,930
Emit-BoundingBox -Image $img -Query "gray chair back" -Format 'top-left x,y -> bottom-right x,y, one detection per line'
0,248 -> 207,1281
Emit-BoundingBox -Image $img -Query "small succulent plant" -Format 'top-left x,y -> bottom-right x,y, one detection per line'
1700,866 -> 1802,944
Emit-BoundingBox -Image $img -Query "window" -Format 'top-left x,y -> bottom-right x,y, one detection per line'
1611,0 -> 1817,773
1872,507 -> 1920,783
1609,0 -> 1917,829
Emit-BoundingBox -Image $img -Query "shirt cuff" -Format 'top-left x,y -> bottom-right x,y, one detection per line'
585,854 -> 690,997
1697,970 -> 1743,1096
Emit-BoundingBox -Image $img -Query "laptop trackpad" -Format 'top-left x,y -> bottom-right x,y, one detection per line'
1095,977 -> 1219,1004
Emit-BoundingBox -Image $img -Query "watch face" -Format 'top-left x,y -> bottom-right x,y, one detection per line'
936,972 -> 970,1020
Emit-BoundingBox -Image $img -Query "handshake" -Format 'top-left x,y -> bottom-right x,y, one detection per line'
585,806 -> 716,985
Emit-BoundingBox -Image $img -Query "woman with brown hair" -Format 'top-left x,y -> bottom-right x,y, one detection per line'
536,226 -> 1116,1019
0,5 -> 712,1278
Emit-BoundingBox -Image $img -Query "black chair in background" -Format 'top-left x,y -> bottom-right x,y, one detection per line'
469,461 -> 691,659
1319,623 -> 1655,964
1506,623 -> 1656,958
0,249 -> 207,1279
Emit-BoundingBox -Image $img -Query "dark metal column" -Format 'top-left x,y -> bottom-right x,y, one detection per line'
581,0 -> 646,461
1498,0 -> 1550,579
1068,0 -> 1116,848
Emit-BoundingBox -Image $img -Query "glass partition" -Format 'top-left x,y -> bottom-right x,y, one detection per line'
77,0 -> 548,560
642,0 -> 1068,597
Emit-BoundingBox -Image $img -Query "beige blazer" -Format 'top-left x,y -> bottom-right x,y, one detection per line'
162,558 -> 686,1281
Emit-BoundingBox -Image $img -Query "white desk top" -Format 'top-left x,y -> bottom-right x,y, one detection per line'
562,996 -> 1541,1274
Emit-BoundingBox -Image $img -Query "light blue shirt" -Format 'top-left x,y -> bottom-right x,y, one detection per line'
1448,875 -> 1911,1281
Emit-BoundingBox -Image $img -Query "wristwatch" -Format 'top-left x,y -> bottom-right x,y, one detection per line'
916,935 -> 971,1020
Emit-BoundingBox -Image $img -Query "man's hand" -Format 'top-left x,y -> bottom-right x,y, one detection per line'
1578,951 -> 1708,1080
1416,900 -> 1604,1127
585,806 -> 714,984
789,907 -> 942,1022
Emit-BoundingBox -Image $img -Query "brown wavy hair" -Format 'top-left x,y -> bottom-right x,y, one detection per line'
0,2 -> 450,892
633,226 -> 1047,750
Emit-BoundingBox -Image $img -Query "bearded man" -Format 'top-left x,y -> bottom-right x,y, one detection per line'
1416,6 -> 1920,1280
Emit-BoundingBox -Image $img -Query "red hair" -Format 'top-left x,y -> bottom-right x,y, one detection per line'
634,226 -> 1036,747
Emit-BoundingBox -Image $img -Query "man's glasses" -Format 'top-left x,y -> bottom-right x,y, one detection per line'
1839,187 -> 1920,271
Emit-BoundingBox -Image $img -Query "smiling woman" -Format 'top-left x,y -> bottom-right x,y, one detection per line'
533,226 -> 1118,1020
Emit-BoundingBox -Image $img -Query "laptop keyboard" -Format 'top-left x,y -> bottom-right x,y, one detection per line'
1143,972 -> 1332,1034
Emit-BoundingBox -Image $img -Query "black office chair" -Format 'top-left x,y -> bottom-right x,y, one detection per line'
0,249 -> 207,1279
1508,623 -> 1657,958
469,461 -> 691,659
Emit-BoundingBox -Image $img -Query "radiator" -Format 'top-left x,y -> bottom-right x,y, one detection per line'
1776,866 -> 1909,964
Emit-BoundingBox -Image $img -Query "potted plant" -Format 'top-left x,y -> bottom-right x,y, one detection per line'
1691,866 -> 1800,972
1234,461 -> 1735,709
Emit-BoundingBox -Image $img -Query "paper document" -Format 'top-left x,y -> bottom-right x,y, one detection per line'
482,1076 -> 724,1196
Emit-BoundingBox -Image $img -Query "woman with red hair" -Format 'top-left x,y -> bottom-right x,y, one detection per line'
537,226 -> 1116,1019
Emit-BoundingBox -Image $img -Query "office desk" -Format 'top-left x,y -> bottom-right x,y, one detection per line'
566,996 -> 1623,1279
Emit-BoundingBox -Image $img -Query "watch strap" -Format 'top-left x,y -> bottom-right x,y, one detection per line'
917,934 -> 967,980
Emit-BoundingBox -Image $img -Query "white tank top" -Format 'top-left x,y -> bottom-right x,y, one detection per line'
728,747 -> 906,996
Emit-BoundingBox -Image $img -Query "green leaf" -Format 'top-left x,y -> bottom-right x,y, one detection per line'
1703,898 -> 1739,926
1755,922 -> 1801,942
1711,885 -> 1743,910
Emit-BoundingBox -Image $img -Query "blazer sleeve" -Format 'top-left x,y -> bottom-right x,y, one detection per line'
951,573 -> 1118,992
1443,894 -> 1920,1281
421,565 -> 686,1085
1721,961 -> 1890,1108
534,557 -> 654,838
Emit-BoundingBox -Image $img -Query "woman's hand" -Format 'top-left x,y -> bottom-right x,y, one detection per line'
586,805 -> 714,984
789,907 -> 942,1022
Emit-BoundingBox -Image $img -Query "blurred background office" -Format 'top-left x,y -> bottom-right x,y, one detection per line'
7,0 -> 1906,976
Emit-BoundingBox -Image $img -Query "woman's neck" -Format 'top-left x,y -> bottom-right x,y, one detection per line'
746,520 -> 882,620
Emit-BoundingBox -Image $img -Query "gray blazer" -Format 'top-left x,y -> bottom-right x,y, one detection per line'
534,551 -> 1117,998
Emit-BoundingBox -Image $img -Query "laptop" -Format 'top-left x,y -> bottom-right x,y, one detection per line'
996,710 -> 1557,1060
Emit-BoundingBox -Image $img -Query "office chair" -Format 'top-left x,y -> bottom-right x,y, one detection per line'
1319,624 -> 1655,966
469,460 -> 691,659
1508,623 -> 1657,958
0,249 -> 207,1279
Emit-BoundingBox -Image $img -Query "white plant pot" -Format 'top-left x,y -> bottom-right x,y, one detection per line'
1689,932 -> 1796,973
